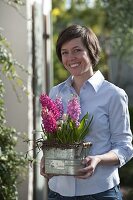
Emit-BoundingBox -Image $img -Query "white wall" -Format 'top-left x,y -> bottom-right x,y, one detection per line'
0,1 -> 29,199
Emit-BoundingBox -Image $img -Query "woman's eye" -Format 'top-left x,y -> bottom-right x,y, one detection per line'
61,51 -> 68,55
73,49 -> 81,53
61,49 -> 82,56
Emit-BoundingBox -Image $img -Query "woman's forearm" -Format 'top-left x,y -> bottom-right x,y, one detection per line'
96,151 -> 120,165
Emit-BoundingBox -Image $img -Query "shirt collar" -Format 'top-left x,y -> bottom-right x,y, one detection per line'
88,70 -> 105,92
65,70 -> 105,92
65,76 -> 74,87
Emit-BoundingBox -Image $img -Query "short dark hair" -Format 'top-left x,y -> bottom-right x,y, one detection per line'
56,24 -> 101,67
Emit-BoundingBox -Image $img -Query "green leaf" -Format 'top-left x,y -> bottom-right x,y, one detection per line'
78,115 -> 93,141
77,112 -> 89,133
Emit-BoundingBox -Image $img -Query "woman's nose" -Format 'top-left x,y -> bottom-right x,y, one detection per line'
67,52 -> 76,60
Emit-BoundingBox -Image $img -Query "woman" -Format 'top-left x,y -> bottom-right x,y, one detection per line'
40,24 -> 133,200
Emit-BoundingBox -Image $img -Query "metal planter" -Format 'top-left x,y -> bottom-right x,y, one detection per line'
42,142 -> 92,175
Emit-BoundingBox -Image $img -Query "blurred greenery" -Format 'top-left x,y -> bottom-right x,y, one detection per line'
52,0 -> 133,85
102,0 -> 133,63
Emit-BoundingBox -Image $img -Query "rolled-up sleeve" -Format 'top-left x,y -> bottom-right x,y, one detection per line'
109,89 -> 133,167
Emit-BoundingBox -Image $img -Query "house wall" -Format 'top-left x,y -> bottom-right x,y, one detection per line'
0,1 -> 29,200
0,0 -> 52,199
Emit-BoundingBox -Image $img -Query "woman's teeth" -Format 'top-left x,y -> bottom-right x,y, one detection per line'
70,63 -> 79,68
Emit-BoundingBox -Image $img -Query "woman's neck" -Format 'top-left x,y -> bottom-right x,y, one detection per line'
72,71 -> 94,95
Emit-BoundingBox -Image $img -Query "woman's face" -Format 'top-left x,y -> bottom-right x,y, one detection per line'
61,37 -> 93,77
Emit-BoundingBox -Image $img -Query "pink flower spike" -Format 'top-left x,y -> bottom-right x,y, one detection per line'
54,96 -> 64,118
67,95 -> 81,126
41,108 -> 57,133
40,93 -> 60,120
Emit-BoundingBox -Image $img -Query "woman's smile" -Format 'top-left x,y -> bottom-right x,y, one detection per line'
61,37 -> 93,79
69,63 -> 80,68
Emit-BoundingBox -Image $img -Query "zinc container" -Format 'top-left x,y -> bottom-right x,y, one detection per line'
43,142 -> 92,175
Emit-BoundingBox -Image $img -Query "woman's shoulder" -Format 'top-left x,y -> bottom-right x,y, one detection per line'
49,80 -> 67,98
104,80 -> 127,96
102,80 -> 128,103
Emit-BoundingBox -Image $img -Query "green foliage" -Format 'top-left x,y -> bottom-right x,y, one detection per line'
101,0 -> 133,63
3,0 -> 25,8
0,1 -> 28,199
55,113 -> 93,144
0,79 -> 28,200
0,33 -> 29,102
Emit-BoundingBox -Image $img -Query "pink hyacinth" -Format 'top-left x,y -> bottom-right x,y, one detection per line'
67,95 -> 81,126
40,94 -> 60,120
41,108 -> 57,133
54,96 -> 64,118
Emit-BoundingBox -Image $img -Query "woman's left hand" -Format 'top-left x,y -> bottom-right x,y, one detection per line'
76,156 -> 101,179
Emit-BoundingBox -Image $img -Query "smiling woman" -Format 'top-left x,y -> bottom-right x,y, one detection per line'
56,25 -> 101,66
61,38 -> 93,82
40,24 -> 133,200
